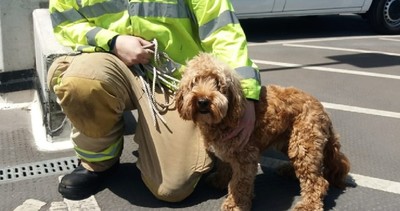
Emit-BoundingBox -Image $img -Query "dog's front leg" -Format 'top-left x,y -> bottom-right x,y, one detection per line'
221,156 -> 258,211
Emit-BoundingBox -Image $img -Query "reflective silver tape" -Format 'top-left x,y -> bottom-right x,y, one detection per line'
199,10 -> 239,40
80,0 -> 128,18
128,1 -> 189,18
235,66 -> 260,81
51,8 -> 84,28
51,0 -> 189,28
86,27 -> 102,46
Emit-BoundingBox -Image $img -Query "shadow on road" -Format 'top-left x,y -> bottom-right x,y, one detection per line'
102,161 -> 350,210
240,15 -> 375,42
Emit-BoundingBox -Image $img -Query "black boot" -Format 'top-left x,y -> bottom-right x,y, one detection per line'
58,161 -> 119,200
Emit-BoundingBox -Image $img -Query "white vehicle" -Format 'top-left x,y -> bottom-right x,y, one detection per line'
232,0 -> 400,34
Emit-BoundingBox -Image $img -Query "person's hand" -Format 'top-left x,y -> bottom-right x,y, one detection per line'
222,100 -> 256,149
112,35 -> 154,66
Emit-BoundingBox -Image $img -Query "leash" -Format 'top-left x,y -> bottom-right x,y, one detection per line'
132,39 -> 181,126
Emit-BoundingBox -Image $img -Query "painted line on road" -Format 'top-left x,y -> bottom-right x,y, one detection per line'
260,156 -> 400,195
248,35 -> 400,46
379,37 -> 400,42
322,102 -> 400,119
253,60 -> 400,80
282,43 -> 400,57
15,196 -> 101,211
350,173 -> 400,195
248,36 -> 378,46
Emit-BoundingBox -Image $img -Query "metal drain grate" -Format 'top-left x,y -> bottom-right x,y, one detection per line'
0,156 -> 78,184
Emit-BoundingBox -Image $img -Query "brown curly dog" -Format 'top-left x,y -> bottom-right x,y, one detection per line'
175,53 -> 350,211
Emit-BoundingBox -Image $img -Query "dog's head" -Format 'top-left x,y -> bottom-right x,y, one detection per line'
175,53 -> 245,125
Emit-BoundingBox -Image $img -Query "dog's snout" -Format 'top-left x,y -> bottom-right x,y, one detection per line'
197,98 -> 210,108
197,98 -> 210,113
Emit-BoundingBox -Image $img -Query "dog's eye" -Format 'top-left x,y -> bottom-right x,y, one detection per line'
215,81 -> 221,90
190,78 -> 198,88
217,80 -> 228,94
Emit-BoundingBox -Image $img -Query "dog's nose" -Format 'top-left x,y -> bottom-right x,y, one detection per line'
197,98 -> 210,113
197,98 -> 210,108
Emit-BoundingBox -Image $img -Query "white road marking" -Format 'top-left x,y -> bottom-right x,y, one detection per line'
283,43 -> 400,57
248,35 -> 400,46
13,199 -> 46,211
379,37 -> 400,42
350,173 -> 400,195
17,196 -> 101,211
322,102 -> 400,119
253,59 -> 400,80
260,157 -> 400,195
248,36 -> 378,46
49,201 -> 68,211
64,196 -> 101,211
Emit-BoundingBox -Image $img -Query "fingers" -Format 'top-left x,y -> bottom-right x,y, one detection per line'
142,43 -> 155,50
134,41 -> 154,64
138,37 -> 154,47
144,48 -> 154,54
140,48 -> 154,64
113,35 -> 155,66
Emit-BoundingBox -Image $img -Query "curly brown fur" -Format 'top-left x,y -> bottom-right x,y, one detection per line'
176,53 -> 350,211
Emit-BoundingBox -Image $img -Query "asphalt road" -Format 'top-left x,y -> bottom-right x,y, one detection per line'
2,14 -> 400,211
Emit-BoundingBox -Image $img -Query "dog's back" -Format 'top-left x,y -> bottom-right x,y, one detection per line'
252,84 -> 327,149
253,84 -> 350,188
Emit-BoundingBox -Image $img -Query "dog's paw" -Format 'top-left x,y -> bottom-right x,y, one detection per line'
221,202 -> 249,211
293,201 -> 323,211
221,195 -> 251,211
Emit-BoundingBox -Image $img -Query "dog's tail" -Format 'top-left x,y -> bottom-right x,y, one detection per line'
323,124 -> 350,189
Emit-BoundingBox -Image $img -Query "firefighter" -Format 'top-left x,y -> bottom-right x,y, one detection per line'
48,0 -> 261,202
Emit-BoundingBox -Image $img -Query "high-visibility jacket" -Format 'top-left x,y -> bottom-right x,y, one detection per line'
49,0 -> 261,100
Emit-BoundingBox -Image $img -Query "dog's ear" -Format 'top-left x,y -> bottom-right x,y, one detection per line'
175,84 -> 185,118
227,76 -> 244,104
175,76 -> 194,120
225,71 -> 246,123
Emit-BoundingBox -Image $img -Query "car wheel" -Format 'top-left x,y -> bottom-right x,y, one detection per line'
367,0 -> 400,34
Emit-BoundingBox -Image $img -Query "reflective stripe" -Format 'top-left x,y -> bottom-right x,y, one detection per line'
51,0 -> 189,28
128,1 -> 189,18
199,10 -> 239,40
77,45 -> 95,52
51,9 -> 84,28
80,0 -> 128,18
86,27 -> 102,46
235,66 -> 261,82
74,137 -> 123,162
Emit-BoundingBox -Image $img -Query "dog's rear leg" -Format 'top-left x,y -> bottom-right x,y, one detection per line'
288,128 -> 329,211
323,124 -> 350,189
222,147 -> 259,211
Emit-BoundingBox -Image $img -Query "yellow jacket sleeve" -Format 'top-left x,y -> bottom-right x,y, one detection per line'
49,0 -> 119,52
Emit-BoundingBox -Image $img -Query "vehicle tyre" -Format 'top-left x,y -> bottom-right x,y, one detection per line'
367,0 -> 400,34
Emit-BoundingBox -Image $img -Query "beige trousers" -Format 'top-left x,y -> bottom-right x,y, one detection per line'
47,53 -> 213,202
